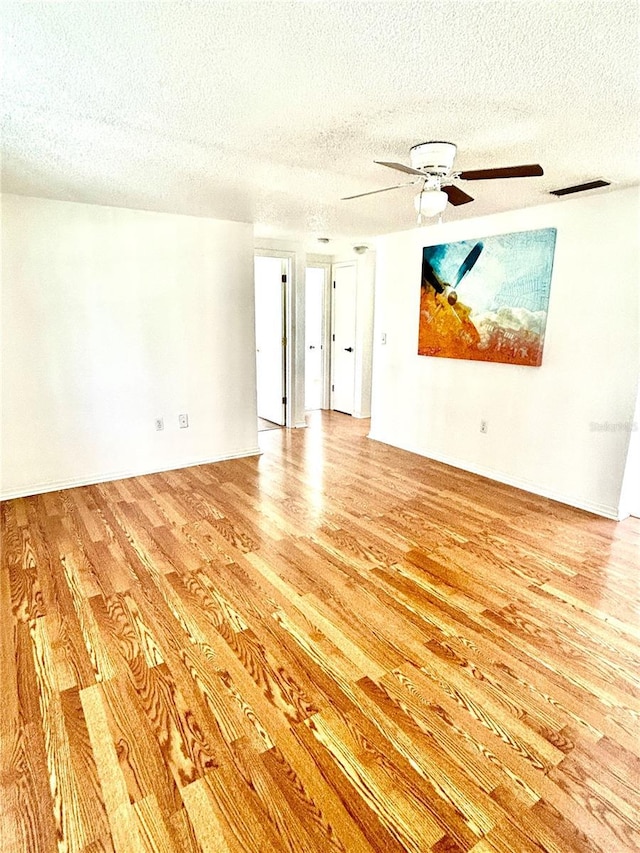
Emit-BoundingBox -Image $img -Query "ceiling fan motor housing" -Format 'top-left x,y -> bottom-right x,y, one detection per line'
410,141 -> 457,175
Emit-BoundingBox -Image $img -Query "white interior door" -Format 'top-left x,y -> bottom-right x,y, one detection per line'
305,267 -> 325,410
255,256 -> 285,425
331,262 -> 357,415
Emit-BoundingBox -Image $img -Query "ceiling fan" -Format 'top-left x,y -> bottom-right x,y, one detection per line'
342,141 -> 543,222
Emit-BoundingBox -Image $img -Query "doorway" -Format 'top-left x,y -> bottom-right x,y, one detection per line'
305,265 -> 330,411
331,261 -> 357,415
254,255 -> 287,427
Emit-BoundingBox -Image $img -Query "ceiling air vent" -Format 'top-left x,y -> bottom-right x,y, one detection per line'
549,180 -> 611,197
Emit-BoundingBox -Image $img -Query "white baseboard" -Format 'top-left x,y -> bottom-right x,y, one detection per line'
0,447 -> 262,502
367,432 -> 620,520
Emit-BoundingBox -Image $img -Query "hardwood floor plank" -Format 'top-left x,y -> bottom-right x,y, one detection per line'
132,794 -> 179,853
59,686 -> 113,847
59,554 -> 117,683
354,676 -> 499,842
228,735 -> 323,853
261,743 -> 353,853
291,718 -> 412,853
245,550 -> 392,678
179,778 -> 235,853
0,551 -> 20,763
102,674 -> 184,814
31,617 -> 98,852
10,525 -> 46,622
165,806 -> 203,853
79,684 -> 132,817
198,762 -> 292,853
303,710 -> 446,852
0,713 -> 58,853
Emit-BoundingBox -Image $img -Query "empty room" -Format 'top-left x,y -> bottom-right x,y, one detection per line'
1,2 -> 639,852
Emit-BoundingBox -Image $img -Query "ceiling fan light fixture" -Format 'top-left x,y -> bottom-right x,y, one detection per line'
414,189 -> 448,218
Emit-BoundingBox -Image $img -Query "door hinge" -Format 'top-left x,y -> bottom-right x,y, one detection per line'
333,281 -> 336,289
282,274 -> 287,283
332,334 -> 335,342
331,384 -> 335,392
282,396 -> 287,404
282,337 -> 287,346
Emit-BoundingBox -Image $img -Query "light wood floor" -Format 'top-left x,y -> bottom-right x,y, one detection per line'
2,411 -> 639,853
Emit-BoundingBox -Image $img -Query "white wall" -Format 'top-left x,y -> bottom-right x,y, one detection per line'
370,187 -> 639,519
1,194 -> 258,499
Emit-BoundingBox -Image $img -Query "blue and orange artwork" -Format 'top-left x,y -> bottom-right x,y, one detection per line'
418,228 -> 557,366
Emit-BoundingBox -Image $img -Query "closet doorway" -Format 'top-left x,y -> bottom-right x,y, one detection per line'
254,255 -> 287,427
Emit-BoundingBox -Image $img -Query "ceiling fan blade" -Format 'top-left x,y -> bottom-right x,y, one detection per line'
459,164 -> 544,181
341,181 -> 415,200
374,160 -> 425,176
443,184 -> 474,206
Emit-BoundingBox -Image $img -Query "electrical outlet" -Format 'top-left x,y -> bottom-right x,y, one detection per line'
155,418 -> 164,431
178,413 -> 189,429
480,420 -> 488,434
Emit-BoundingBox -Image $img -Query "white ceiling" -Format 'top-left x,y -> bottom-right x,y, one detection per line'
2,1 -> 639,242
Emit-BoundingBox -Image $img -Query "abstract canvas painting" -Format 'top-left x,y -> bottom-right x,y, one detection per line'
418,228 -> 557,366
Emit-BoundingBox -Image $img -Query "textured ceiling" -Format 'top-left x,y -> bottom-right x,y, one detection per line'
2,1 -> 639,241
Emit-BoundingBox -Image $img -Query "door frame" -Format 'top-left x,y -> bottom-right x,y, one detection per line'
305,261 -> 332,411
254,250 -> 294,427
